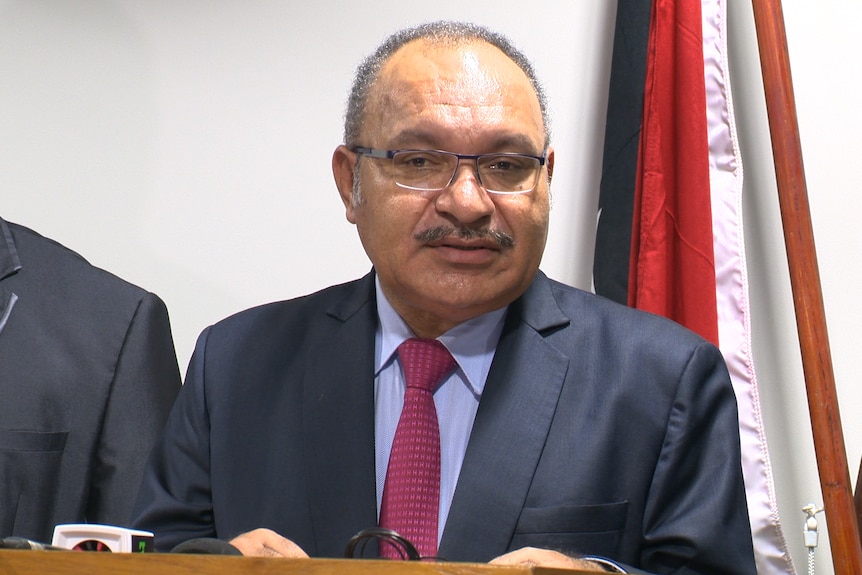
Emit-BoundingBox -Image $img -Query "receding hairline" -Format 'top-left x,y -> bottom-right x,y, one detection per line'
343,21 -> 551,148
376,35 -> 534,85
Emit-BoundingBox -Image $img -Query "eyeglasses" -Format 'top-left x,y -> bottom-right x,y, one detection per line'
352,147 -> 547,194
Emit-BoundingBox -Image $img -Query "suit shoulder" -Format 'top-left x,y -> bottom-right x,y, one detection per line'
545,277 -> 709,349
539,277 -> 730,405
6,220 -> 156,308
207,276 -> 371,337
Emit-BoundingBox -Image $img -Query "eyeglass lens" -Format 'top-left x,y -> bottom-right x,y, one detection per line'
390,151 -> 540,193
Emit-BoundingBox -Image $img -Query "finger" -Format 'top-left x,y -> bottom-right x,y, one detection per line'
489,547 -> 604,571
229,528 -> 309,558
489,547 -> 539,566
264,536 -> 308,558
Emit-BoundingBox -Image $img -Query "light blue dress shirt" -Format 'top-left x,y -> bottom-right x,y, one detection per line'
373,278 -> 506,543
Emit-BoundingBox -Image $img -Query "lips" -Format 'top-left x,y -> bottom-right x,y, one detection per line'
425,239 -> 501,265
427,237 -> 501,251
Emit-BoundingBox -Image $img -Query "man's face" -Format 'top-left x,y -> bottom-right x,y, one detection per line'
333,39 -> 553,337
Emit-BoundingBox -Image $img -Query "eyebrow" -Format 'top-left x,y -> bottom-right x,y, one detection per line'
386,129 -> 543,154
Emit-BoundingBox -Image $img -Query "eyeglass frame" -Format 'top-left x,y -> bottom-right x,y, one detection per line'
351,147 -> 548,194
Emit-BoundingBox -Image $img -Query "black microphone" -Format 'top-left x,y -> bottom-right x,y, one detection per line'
0,537 -> 68,551
170,538 -> 242,555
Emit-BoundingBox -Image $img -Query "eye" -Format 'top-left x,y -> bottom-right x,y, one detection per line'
489,160 -> 514,171
393,151 -> 448,171
484,156 -> 531,172
407,156 -> 430,168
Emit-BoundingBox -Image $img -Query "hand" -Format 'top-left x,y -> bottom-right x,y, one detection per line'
489,547 -> 609,571
228,528 -> 310,558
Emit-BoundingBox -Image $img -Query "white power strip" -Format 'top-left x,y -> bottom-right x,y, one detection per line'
51,524 -> 155,553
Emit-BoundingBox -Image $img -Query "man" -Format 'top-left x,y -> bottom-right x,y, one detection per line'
0,216 -> 181,543
132,21 -> 756,574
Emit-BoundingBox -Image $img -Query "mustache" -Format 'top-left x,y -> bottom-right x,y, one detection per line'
414,226 -> 514,248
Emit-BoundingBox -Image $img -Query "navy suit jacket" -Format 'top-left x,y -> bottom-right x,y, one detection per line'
0,218 -> 182,542
133,271 -> 755,574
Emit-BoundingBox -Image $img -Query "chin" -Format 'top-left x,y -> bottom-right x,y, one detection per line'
429,290 -> 511,318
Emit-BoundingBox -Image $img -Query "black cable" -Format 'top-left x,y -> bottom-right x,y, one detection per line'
344,527 -> 422,561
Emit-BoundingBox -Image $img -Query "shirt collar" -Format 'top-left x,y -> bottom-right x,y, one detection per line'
375,276 -> 507,396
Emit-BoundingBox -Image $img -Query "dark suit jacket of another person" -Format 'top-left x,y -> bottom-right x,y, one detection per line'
133,271 -> 756,574
0,217 -> 182,542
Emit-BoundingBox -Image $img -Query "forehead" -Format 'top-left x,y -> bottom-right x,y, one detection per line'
364,39 -> 545,150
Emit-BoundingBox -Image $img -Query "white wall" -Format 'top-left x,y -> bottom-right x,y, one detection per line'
728,1 -> 862,573
1,1 -> 859,573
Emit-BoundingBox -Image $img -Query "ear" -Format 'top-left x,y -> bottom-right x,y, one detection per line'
332,145 -> 358,223
545,146 -> 555,184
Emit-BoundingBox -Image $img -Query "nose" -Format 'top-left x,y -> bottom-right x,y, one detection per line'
434,161 -> 495,224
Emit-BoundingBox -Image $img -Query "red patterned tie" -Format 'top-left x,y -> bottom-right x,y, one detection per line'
379,338 -> 456,560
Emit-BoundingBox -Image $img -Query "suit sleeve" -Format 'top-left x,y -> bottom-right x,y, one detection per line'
131,326 -> 218,551
639,342 -> 756,574
86,292 -> 182,527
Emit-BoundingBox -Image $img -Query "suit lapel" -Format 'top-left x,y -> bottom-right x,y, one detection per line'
0,218 -> 22,337
439,273 -> 570,562
301,273 -> 380,556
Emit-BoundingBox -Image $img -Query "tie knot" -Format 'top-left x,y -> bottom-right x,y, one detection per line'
397,338 -> 456,393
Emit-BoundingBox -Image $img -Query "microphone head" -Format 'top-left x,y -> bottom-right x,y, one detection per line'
170,538 -> 242,555
0,537 -> 67,551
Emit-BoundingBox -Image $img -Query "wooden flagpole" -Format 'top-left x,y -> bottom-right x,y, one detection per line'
749,0 -> 862,570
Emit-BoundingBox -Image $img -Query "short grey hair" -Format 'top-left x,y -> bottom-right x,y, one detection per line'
342,21 -> 551,149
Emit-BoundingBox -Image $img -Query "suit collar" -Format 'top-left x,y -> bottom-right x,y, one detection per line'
303,271 -> 380,555
0,217 -> 22,336
302,270 -> 573,559
326,270 -> 376,322
515,270 -> 571,334
439,272 -> 572,561
0,217 -> 23,282
332,270 -> 568,335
